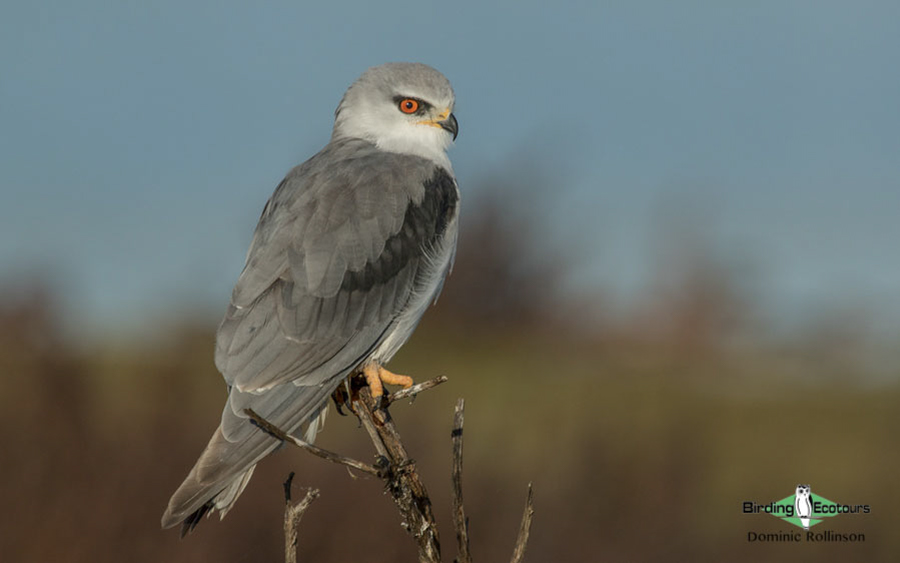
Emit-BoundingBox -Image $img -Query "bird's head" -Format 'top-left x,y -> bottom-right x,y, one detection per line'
333,63 -> 458,167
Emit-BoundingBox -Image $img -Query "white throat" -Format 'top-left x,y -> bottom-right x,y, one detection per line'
333,107 -> 454,172
373,127 -> 453,172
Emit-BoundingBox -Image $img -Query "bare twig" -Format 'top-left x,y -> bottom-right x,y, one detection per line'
244,408 -> 382,477
451,398 -> 472,563
282,472 -> 319,563
509,483 -> 535,563
354,402 -> 392,461
353,386 -> 442,563
386,375 -> 449,404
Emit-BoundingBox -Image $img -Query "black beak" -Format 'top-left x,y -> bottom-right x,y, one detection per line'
439,113 -> 459,141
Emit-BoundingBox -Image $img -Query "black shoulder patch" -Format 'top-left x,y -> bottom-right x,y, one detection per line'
341,168 -> 458,294
419,167 -> 459,241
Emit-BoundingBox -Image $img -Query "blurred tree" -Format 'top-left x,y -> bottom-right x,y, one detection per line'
433,167 -> 568,329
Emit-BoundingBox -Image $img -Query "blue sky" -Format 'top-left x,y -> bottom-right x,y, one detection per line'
1,0 -> 898,334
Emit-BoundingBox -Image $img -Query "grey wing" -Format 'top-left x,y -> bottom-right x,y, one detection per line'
162,143 -> 459,527
217,144 -> 458,396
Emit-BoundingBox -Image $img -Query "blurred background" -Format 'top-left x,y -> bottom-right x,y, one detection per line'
1,1 -> 898,561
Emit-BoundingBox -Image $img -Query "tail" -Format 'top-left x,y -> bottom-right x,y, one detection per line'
167,461 -> 258,537
161,385 -> 332,535
161,425 -> 266,536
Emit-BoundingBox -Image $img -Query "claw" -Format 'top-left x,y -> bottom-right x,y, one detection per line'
331,383 -> 352,416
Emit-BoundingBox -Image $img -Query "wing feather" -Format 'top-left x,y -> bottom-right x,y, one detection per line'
218,138 -> 457,395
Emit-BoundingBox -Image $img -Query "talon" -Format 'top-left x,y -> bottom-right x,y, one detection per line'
331,385 -> 350,416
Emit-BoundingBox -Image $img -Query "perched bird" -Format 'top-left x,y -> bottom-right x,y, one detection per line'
161,63 -> 460,535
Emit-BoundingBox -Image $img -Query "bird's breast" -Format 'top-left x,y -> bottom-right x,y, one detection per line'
370,202 -> 459,364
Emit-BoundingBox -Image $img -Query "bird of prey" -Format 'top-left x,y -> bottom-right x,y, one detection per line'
161,63 -> 460,534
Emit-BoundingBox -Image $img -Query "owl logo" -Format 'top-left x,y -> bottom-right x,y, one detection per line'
795,484 -> 812,529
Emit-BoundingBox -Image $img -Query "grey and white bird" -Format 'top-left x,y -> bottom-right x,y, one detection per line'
161,63 -> 460,534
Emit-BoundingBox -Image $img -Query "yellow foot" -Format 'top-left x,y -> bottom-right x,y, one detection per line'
362,364 -> 414,400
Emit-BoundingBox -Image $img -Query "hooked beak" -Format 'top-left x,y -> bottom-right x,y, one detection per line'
421,108 -> 459,140
438,112 -> 459,141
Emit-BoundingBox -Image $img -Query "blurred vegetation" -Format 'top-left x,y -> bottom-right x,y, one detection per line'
1,183 -> 897,562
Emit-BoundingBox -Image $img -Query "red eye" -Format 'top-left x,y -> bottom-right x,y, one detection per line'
399,98 -> 419,113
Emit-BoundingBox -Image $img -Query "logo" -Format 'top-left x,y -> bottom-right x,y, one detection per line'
742,484 -> 869,543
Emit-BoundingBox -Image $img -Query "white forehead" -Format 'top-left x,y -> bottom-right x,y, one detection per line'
342,62 -> 455,108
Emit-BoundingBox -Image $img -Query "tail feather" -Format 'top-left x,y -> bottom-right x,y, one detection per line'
179,499 -> 213,538
176,465 -> 256,537
162,382 -> 338,532
214,465 -> 256,517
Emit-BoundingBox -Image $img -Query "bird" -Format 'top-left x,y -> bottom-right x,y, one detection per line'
161,62 -> 460,535
795,484 -> 812,529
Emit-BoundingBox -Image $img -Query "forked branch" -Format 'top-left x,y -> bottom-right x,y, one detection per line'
245,407 -> 382,477
246,375 -> 534,562
353,385 -> 442,562
282,472 -> 319,563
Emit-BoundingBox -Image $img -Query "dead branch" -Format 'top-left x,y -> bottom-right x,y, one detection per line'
245,408 -> 382,477
451,398 -> 472,563
386,375 -> 448,404
282,472 -> 319,563
249,376 -> 534,563
509,483 -> 535,563
354,385 -> 442,563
